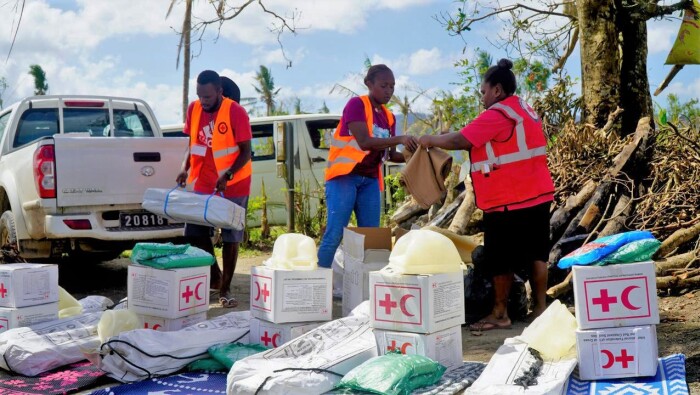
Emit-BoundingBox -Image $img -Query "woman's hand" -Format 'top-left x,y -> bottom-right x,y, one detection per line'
402,135 -> 418,152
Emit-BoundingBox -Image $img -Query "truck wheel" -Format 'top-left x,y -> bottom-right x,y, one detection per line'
0,211 -> 18,248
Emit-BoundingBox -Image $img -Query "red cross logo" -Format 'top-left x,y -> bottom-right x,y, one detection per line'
181,285 -> 194,303
261,283 -> 270,302
592,289 -> 617,312
144,323 -> 162,330
0,283 -> 7,299
386,340 -> 413,354
261,331 -> 273,347
379,293 -> 397,315
601,348 -> 635,369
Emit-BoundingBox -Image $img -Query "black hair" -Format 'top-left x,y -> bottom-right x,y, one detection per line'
483,58 -> 516,95
221,76 -> 241,103
197,70 -> 221,88
364,64 -> 393,84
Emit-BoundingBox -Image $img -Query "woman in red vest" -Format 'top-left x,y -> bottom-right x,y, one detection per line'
318,65 -> 418,268
419,59 -> 555,330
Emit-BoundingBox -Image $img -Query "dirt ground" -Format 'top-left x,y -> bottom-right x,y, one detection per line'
59,255 -> 700,393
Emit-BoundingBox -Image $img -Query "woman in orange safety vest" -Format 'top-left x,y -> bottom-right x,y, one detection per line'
418,58 -> 555,331
317,64 -> 418,268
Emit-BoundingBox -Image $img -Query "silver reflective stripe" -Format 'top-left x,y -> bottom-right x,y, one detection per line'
213,145 -> 240,159
485,142 -> 496,163
327,156 -> 358,168
330,137 -> 362,151
191,144 -> 207,157
470,146 -> 547,172
490,102 -> 528,153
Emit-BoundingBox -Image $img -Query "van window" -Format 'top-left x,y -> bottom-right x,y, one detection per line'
306,119 -> 338,150
14,108 -> 59,147
251,123 -> 274,161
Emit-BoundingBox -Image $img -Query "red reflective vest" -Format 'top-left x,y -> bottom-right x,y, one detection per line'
187,98 -> 252,189
325,95 -> 394,191
469,95 -> 554,211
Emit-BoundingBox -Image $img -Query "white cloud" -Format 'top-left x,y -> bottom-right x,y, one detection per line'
407,48 -> 448,75
647,19 -> 679,55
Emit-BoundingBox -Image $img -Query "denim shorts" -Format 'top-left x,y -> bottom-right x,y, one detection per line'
184,195 -> 249,243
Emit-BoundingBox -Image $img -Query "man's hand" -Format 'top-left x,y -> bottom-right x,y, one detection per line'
176,171 -> 188,187
402,135 -> 419,152
215,174 -> 228,193
418,135 -> 434,148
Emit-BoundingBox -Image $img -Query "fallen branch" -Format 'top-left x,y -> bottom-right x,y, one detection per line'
448,178 -> 476,234
547,271 -> 573,299
550,180 -> 597,241
655,251 -> 699,275
392,198 -> 428,224
426,191 -> 466,228
655,219 -> 700,258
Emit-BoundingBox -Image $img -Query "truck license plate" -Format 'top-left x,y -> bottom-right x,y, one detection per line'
120,212 -> 168,228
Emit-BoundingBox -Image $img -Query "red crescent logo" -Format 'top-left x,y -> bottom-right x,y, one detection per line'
255,282 -> 261,301
194,282 -> 203,300
400,294 -> 415,317
400,342 -> 413,354
601,349 -> 614,369
152,324 -> 161,330
621,285 -> 640,310
272,333 -> 281,347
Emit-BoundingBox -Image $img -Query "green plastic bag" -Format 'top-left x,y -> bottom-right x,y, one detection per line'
187,357 -> 228,372
597,239 -> 662,265
208,343 -> 269,369
335,353 -> 446,395
131,243 -> 214,269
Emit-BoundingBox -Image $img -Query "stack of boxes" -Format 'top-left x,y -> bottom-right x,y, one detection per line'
572,261 -> 660,380
248,257 -> 333,348
127,264 -> 210,331
0,263 -> 59,333
365,230 -> 466,372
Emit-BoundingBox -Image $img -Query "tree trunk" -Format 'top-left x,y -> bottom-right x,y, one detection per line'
577,0 -> 620,129
618,10 -> 654,135
181,0 -> 192,122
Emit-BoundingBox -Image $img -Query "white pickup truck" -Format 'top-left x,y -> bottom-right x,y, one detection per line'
0,95 -> 188,260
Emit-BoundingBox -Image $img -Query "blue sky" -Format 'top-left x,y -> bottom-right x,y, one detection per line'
0,0 -> 697,126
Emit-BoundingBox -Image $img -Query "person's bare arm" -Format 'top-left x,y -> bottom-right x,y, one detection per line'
418,132 -> 472,150
348,121 -> 418,152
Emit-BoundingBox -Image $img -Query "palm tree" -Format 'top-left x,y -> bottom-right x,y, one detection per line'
254,65 -> 280,116
319,101 -> 330,113
28,65 -> 48,95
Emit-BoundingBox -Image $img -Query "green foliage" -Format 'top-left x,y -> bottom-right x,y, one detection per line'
657,94 -> 700,126
384,173 -> 406,205
532,74 -> 580,137
513,58 -> 551,99
292,180 -> 327,239
28,65 -> 49,95
254,65 -> 281,116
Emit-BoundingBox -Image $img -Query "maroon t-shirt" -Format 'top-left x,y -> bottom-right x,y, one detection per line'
338,97 -> 396,178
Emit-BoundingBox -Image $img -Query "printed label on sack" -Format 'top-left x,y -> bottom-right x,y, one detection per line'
282,282 -> 328,314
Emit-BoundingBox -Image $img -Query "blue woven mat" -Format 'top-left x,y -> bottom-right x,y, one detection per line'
564,353 -> 689,395
89,372 -> 226,395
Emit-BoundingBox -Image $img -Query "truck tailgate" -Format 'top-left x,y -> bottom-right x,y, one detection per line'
53,136 -> 188,207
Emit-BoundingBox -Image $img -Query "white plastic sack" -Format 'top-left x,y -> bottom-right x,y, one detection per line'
465,338 -> 577,395
227,304 -> 377,395
79,295 -> 114,313
143,187 -> 245,230
332,247 -> 344,298
97,310 -> 140,343
0,312 -> 103,376
98,310 -> 250,382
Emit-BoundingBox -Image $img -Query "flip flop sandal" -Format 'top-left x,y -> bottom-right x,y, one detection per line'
219,295 -> 238,308
468,320 -> 512,332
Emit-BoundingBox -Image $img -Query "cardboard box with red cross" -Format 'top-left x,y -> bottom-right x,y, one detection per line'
127,264 -> 210,319
572,261 -> 659,330
576,325 -> 658,380
250,265 -> 332,324
0,302 -> 58,334
137,311 -> 207,332
369,268 -> 464,334
0,263 -> 58,308
249,317 -> 324,348
341,227 -> 391,317
373,325 -> 463,371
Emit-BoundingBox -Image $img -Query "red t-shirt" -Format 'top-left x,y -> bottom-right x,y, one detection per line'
184,100 -> 252,197
461,106 -> 553,212
339,97 -> 396,178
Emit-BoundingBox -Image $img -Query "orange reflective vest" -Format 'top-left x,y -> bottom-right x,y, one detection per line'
470,95 -> 555,211
187,98 -> 252,189
325,95 -> 394,190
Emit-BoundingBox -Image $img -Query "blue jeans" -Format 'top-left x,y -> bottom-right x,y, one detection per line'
317,174 -> 381,267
